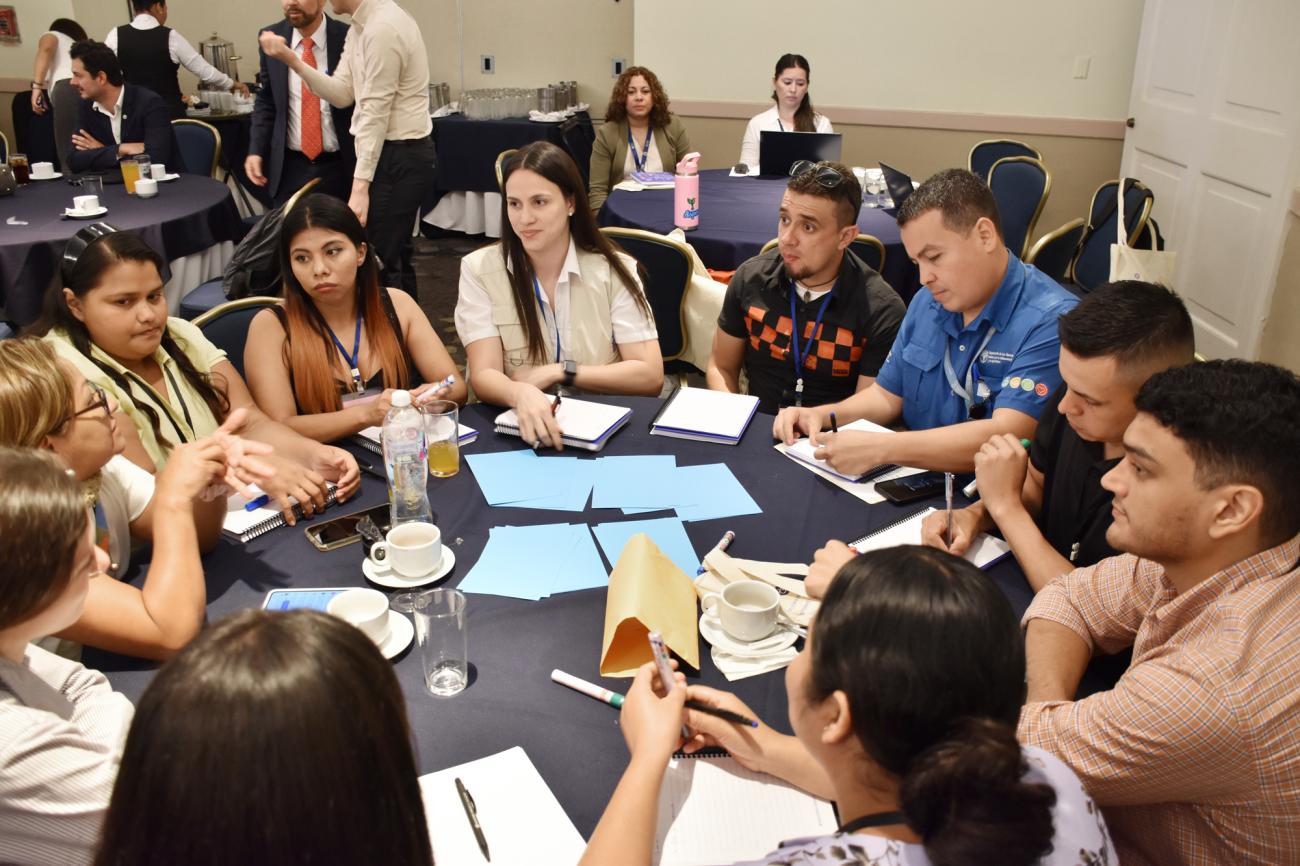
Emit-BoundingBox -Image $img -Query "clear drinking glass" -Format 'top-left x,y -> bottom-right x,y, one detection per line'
424,399 -> 460,478
413,588 -> 467,697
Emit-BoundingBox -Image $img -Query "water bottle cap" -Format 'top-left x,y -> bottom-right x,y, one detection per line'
391,389 -> 412,407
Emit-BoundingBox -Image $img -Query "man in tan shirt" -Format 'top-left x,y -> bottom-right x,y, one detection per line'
1019,359 -> 1300,866
260,0 -> 434,298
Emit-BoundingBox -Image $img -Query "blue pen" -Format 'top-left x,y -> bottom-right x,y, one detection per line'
416,374 -> 458,404
243,494 -> 271,512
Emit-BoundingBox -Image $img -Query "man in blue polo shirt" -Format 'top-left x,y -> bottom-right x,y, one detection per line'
774,168 -> 1078,472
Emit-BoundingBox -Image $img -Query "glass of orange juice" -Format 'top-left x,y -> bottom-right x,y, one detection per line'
119,156 -> 140,194
424,400 -> 459,478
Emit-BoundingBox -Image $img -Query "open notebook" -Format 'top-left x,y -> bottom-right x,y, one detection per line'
850,507 -> 1012,568
222,484 -> 338,543
353,423 -> 478,455
780,417 -> 902,482
650,388 -> 760,445
495,396 -> 631,452
655,753 -> 837,865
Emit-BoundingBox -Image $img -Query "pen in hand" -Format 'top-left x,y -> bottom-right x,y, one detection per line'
829,411 -> 838,435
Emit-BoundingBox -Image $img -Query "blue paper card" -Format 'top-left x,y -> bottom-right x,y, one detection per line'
548,524 -> 610,594
591,455 -> 692,510
672,464 -> 762,522
592,516 -> 700,576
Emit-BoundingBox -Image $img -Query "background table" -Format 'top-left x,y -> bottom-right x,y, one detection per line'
600,169 -> 921,301
89,396 -> 1031,838
0,175 -> 244,325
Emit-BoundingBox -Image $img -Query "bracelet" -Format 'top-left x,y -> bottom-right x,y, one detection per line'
31,82 -> 45,90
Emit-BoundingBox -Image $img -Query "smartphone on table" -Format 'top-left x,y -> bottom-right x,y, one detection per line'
875,471 -> 948,505
302,503 -> 391,552
262,588 -> 346,612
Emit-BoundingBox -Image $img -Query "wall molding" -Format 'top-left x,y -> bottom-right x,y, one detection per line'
0,76 -> 29,92
671,99 -> 1127,140
1291,186 -> 1300,219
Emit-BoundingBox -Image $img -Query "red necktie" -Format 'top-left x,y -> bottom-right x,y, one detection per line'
300,37 -> 323,160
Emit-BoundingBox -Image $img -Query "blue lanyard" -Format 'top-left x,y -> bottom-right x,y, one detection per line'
533,276 -> 561,363
327,316 -> 364,393
942,325 -> 998,412
787,282 -> 835,405
627,125 -> 652,173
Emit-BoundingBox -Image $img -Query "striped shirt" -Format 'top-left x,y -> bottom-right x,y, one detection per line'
0,645 -> 134,866
1018,537 -> 1300,866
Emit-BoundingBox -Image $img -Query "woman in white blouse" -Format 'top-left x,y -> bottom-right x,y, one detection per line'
739,54 -> 834,169
0,448 -> 135,866
456,141 -> 663,449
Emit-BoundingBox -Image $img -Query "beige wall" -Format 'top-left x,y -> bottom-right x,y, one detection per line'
1259,196 -> 1300,374
0,0 -> 75,77
678,114 -> 1122,242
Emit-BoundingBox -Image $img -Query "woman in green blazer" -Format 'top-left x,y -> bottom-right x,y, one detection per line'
588,66 -> 693,211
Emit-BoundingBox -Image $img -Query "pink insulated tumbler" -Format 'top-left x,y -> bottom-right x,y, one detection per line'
674,152 -> 702,231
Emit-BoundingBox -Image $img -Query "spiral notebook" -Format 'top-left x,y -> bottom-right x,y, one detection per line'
649,388 -> 759,445
849,507 -> 1012,568
222,484 -> 339,543
494,396 -> 631,452
781,417 -> 900,482
352,423 -> 479,455
654,753 -> 837,865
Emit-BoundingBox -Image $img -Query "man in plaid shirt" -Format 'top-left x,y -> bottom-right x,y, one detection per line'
1019,360 -> 1300,865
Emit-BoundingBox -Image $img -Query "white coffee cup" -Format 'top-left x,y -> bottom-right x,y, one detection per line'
135,177 -> 159,198
31,161 -> 55,179
72,194 -> 100,213
151,164 -> 167,180
702,580 -> 780,642
327,587 -> 391,643
368,521 -> 441,577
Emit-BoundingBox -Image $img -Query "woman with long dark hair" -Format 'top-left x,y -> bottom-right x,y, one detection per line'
93,609 -> 435,866
581,546 -> 1112,866
244,193 -> 466,442
588,66 -> 693,210
738,54 -> 834,169
33,225 -> 359,522
31,18 -> 88,165
456,141 -> 663,448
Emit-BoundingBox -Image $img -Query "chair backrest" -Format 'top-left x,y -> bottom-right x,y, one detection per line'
1072,178 -> 1154,291
968,139 -> 1041,181
495,148 -> 518,193
987,156 -> 1051,259
1024,217 -> 1085,282
0,129 -> 8,163
760,235 -> 885,273
600,227 -> 692,362
172,118 -> 222,178
193,297 -> 281,379
0,321 -> 16,340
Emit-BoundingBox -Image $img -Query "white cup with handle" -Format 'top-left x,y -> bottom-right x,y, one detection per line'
31,161 -> 55,179
327,587 -> 392,644
701,580 -> 780,642
368,521 -> 442,577
151,163 -> 167,180
72,194 -> 100,213
134,177 -> 158,198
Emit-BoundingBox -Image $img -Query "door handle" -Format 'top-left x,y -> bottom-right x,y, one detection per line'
1126,117 -> 1136,128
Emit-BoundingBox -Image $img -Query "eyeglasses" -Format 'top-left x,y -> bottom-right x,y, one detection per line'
789,160 -> 846,189
63,382 -> 112,428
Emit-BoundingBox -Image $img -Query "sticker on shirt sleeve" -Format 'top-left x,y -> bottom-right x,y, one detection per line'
1001,376 -> 1010,387
1035,382 -> 1049,397
1009,376 -> 1022,389
1020,378 -> 1035,392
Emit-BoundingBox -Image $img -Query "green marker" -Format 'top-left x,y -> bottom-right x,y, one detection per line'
552,669 -> 624,708
962,438 -> 1032,498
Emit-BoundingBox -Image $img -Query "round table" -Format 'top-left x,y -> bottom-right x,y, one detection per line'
599,169 -> 921,300
0,174 -> 244,325
88,396 -> 1031,837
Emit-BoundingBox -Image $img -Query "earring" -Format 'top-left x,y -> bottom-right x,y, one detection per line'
568,210 -> 574,216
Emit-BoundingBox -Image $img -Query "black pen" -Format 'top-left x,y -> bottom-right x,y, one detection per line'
455,777 -> 491,861
685,699 -> 760,728
829,411 -> 839,434
355,458 -> 387,482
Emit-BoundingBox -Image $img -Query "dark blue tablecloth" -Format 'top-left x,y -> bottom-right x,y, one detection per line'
0,175 -> 243,326
90,396 -> 1031,837
599,169 -> 921,301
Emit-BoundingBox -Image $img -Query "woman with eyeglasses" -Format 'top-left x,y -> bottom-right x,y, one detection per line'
32,225 -> 360,522
0,338 -> 271,661
0,448 -> 135,866
456,141 -> 663,449
244,194 -> 467,442
581,546 -> 1111,866
588,66 -> 692,211
738,54 -> 834,170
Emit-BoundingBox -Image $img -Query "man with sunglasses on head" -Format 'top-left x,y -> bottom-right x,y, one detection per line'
774,168 -> 1077,472
707,160 -> 905,415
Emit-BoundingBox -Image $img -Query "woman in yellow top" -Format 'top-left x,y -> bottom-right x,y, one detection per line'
588,66 -> 692,211
34,225 -> 360,520
456,141 -> 663,449
244,194 -> 467,443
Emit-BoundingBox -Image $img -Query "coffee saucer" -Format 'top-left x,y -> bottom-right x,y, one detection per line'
64,206 -> 108,219
32,172 -> 63,181
699,612 -> 799,657
362,547 -> 455,589
375,610 -> 414,659
155,173 -> 181,183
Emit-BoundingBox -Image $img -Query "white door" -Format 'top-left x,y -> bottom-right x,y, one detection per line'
1121,0 -> 1300,359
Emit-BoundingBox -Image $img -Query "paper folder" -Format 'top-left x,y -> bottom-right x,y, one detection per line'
600,533 -> 700,677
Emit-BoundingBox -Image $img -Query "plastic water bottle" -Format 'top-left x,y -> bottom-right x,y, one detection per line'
382,390 -> 432,526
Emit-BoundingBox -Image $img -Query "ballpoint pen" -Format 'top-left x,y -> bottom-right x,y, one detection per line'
455,777 -> 491,862
944,472 -> 954,547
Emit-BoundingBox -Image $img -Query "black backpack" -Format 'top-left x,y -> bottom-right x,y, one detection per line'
222,203 -> 291,300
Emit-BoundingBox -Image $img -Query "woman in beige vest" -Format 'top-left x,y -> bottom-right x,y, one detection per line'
455,141 -> 663,449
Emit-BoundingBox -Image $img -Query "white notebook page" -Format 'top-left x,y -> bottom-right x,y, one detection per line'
654,388 -> 759,438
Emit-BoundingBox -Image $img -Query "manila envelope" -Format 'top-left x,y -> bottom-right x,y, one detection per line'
599,533 -> 700,677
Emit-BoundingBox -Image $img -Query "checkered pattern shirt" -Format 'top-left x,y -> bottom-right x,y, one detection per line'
1018,536 -> 1300,866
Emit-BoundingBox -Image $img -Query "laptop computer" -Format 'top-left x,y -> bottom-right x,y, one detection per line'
758,131 -> 843,177
879,162 -> 917,209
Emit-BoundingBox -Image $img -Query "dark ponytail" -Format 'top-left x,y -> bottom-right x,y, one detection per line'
900,718 -> 1056,866
811,546 -> 1054,866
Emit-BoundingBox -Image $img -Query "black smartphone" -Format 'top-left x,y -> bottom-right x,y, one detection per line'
303,503 -> 391,551
876,471 -> 948,505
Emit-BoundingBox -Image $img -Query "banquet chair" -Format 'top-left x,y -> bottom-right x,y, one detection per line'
1024,217 -> 1084,283
0,321 -> 16,340
759,234 -> 886,273
968,139 -> 1041,182
600,227 -> 693,369
987,156 -> 1051,259
0,129 -> 8,162
172,119 -> 222,178
494,148 -> 518,193
192,297 -> 281,379
1071,179 -> 1153,292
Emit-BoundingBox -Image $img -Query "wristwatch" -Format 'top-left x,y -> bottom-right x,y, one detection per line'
561,359 -> 577,388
